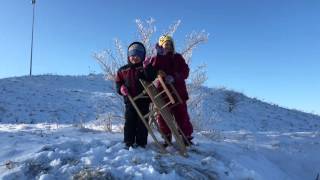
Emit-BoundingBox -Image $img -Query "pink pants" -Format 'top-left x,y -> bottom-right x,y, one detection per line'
157,102 -> 193,138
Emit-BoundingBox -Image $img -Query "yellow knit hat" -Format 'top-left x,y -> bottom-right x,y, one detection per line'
158,35 -> 173,47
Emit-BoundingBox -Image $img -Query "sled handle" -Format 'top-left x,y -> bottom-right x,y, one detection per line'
169,84 -> 183,104
157,75 -> 175,104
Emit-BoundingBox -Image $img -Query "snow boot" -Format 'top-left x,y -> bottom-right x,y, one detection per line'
162,134 -> 172,148
184,137 -> 194,147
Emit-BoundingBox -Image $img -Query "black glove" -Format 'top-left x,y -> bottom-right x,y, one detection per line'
155,43 -> 164,55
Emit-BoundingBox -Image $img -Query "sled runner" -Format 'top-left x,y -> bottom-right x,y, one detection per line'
127,94 -> 167,154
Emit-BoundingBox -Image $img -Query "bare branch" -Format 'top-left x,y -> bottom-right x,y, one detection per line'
114,38 -> 126,64
187,64 -> 208,126
135,18 -> 156,57
163,20 -> 181,36
187,64 -> 208,96
181,30 -> 209,64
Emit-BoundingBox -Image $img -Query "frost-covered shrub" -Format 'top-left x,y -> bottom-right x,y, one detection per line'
94,18 -> 209,128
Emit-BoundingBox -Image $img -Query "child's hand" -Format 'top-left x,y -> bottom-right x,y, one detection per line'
143,57 -> 152,68
153,79 -> 160,88
155,43 -> 164,55
120,85 -> 129,96
165,75 -> 174,84
158,70 -> 166,77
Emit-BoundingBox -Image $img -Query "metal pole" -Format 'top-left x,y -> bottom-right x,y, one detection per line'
29,0 -> 36,76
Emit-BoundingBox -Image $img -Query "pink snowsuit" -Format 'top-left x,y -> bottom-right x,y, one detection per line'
151,52 -> 193,139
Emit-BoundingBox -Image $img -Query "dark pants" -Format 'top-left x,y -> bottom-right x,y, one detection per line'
124,102 -> 149,146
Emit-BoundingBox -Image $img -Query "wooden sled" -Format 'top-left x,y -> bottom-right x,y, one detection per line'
127,94 -> 167,154
128,75 -> 190,157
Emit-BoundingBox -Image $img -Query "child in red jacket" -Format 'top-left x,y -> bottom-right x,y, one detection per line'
115,42 -> 156,149
150,35 -> 194,146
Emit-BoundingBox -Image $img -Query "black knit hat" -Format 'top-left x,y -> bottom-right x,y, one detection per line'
127,42 -> 146,62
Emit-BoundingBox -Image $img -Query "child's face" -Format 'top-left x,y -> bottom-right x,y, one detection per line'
129,55 -> 142,64
162,41 -> 173,54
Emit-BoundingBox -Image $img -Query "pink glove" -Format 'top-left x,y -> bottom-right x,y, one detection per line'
152,79 -> 160,88
120,85 -> 129,96
143,57 -> 152,68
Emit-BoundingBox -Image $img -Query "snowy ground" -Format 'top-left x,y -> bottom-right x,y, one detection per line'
0,75 -> 319,179
1,124 -> 319,180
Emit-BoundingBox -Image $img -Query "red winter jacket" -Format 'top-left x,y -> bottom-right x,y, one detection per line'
115,62 -> 156,105
151,52 -> 189,100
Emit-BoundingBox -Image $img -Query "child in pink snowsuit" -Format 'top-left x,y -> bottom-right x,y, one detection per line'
150,35 -> 193,146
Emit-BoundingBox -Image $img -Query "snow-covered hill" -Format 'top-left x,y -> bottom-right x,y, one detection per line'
0,75 -> 319,180
191,87 -> 320,132
1,74 -> 319,131
0,74 -> 115,124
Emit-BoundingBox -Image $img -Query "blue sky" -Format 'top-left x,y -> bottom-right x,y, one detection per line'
0,0 -> 319,115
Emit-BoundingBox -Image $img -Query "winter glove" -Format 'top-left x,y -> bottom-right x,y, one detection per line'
143,57 -> 152,68
165,75 -> 175,84
152,79 -> 160,88
155,43 -> 164,55
158,70 -> 166,77
120,85 -> 129,96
